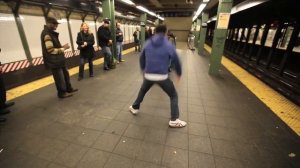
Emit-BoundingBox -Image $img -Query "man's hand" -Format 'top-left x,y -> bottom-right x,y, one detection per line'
108,40 -> 112,45
83,42 -> 87,46
62,43 -> 70,50
175,76 -> 181,86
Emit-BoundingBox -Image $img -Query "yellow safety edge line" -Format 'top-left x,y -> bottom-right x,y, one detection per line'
6,47 -> 135,101
204,44 -> 300,136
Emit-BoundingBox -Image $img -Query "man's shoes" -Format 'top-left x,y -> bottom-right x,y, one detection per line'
119,59 -> 125,62
0,109 -> 11,115
169,119 -> 187,128
4,102 -> 15,109
78,77 -> 83,81
0,117 -> 6,122
129,106 -> 139,115
103,67 -> 110,71
58,92 -> 73,99
68,88 -> 78,93
90,74 -> 94,77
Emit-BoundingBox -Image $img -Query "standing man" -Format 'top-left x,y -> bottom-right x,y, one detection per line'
133,27 -> 141,52
97,18 -> 112,70
129,25 -> 187,128
0,48 -> 15,122
116,22 -> 125,63
41,17 -> 78,99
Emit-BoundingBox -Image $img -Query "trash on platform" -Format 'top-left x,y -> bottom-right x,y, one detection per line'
122,140 -> 126,143
0,149 -> 3,153
288,153 -> 296,157
173,151 -> 177,154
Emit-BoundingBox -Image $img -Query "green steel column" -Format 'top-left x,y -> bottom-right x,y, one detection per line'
14,13 -> 33,64
209,0 -> 233,75
110,0 -> 117,60
140,13 -> 147,49
198,12 -> 208,55
102,0 -> 111,19
194,19 -> 201,47
94,16 -> 100,47
66,11 -> 75,53
155,19 -> 159,26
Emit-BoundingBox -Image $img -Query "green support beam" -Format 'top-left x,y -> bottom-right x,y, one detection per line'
194,19 -> 201,47
198,12 -> 208,55
155,19 -> 159,26
110,0 -> 117,60
102,0 -> 111,19
94,15 -> 100,47
10,1 -> 33,64
140,13 -> 147,49
209,0 -> 233,76
66,11 -> 75,53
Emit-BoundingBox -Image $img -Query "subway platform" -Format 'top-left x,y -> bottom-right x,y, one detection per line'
0,42 -> 299,168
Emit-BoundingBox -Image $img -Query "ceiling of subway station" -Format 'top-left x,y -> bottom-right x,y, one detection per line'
7,0 -> 275,22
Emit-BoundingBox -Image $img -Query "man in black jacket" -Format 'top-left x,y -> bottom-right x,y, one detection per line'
40,17 -> 78,99
0,48 -> 14,122
97,18 -> 112,70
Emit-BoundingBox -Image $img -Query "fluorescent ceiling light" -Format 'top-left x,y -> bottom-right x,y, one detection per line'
158,16 -> 164,21
207,16 -> 216,23
231,0 -> 269,14
121,0 -> 135,5
148,11 -> 156,17
136,5 -> 149,13
136,5 -> 164,21
192,0 -> 210,21
195,4 -> 207,17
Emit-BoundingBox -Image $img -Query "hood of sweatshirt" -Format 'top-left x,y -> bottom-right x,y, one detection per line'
150,33 -> 166,47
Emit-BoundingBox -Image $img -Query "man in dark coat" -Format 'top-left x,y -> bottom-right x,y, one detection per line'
0,48 -> 14,122
40,17 -> 78,98
97,18 -> 112,70
133,27 -> 141,52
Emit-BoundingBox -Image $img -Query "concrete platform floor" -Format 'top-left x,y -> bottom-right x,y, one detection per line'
0,42 -> 299,168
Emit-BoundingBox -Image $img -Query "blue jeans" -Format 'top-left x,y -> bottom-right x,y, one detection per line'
135,41 -> 140,52
102,46 -> 112,69
78,57 -> 93,78
51,67 -> 73,97
132,78 -> 179,120
116,42 -> 123,61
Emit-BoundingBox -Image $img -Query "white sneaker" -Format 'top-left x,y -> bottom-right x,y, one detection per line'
169,119 -> 187,128
129,106 -> 139,115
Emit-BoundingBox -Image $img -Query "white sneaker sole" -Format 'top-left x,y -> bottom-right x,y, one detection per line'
169,124 -> 187,128
129,106 -> 139,115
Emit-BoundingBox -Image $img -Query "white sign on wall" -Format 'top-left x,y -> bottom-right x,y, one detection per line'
217,13 -> 230,29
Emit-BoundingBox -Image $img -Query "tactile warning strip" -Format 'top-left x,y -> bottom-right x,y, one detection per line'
6,47 -> 135,101
204,44 -> 300,136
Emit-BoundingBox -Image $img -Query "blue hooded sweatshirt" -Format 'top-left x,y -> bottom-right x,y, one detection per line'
140,33 -> 182,79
